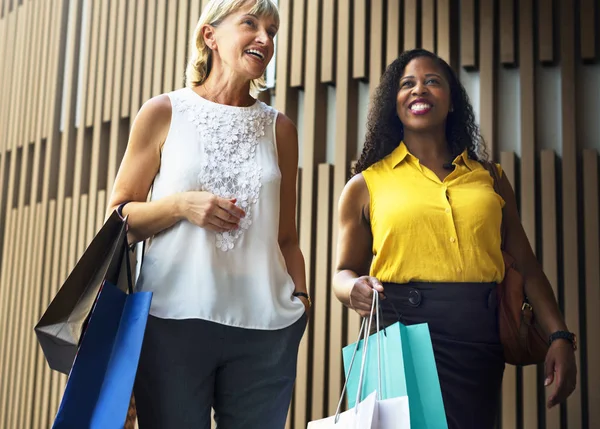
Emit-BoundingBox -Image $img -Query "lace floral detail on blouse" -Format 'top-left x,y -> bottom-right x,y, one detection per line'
173,93 -> 274,251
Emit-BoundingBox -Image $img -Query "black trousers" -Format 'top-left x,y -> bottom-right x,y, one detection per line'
380,282 -> 505,429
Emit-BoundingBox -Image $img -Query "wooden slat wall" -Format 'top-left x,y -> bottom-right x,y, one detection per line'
0,1 -> 598,428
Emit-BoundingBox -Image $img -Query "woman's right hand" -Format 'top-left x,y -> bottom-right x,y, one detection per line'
179,191 -> 246,232
349,276 -> 385,318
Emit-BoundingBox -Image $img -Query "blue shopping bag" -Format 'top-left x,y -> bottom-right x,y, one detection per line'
343,321 -> 448,429
52,280 -> 152,429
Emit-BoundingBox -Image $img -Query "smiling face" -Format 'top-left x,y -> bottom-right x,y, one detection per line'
396,56 -> 453,133
203,1 -> 278,81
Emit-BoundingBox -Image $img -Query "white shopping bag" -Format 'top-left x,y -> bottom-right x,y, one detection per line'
377,396 -> 411,428
307,391 -> 377,428
307,291 -> 411,428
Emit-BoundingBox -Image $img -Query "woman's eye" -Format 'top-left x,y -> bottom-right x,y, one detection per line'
244,19 -> 256,27
426,79 -> 439,85
401,81 -> 413,88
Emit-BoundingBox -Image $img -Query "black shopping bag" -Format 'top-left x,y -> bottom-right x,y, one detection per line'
35,210 -> 133,374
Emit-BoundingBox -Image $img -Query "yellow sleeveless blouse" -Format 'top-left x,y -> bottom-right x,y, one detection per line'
361,142 -> 505,284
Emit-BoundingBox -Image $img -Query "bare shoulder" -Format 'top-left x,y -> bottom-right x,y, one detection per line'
131,94 -> 173,150
275,112 -> 298,144
339,173 -> 370,221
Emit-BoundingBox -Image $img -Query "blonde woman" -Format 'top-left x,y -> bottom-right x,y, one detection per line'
107,1 -> 309,427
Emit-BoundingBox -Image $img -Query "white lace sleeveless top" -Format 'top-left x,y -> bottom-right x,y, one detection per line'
135,88 -> 305,329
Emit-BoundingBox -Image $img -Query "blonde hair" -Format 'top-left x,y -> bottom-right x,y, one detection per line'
185,0 -> 279,94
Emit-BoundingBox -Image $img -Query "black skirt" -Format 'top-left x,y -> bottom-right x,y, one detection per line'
379,282 -> 505,429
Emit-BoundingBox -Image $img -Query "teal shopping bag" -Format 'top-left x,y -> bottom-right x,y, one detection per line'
343,321 -> 448,429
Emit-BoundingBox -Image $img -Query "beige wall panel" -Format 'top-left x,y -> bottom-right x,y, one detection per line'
85,0 -> 101,127
559,2 -> 582,427
581,0 -> 596,61
583,150 -> 600,428
188,0 -> 201,64
152,0 -> 167,96
142,0 -> 157,103
538,0 -> 553,63
436,0 -> 451,64
174,0 -> 190,90
386,0 -> 401,65
404,0 -> 417,52
479,0 -> 495,156
163,0 -> 178,92
518,2 -> 538,426
320,0 -> 335,84
296,0 -> 328,425
103,0 -> 119,122
540,150 -> 560,429
328,0 -> 356,415
500,0 -> 515,65
369,0 -> 385,94
421,0 -> 435,52
353,0 -> 367,79
311,163 -> 333,420
130,0 -> 148,118
120,0 -> 137,118
499,152 -> 517,429
460,0 -> 476,68
86,0 -> 110,243
274,0 -> 298,119
291,0 -> 306,87
106,0 -> 128,197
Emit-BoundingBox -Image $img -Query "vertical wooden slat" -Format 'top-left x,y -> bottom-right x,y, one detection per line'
352,0 -> 367,79
85,0 -> 101,127
421,0 -> 435,52
174,0 -> 189,90
436,0 -> 451,64
102,0 -> 119,122
120,0 -> 137,118
86,0 -> 110,243
142,0 -> 157,102
387,0 -> 401,65
559,2 -> 582,427
518,1 -> 539,427
311,163 -> 333,421
320,0 -> 335,84
369,0 -> 385,94
163,0 -> 178,92
460,0 -> 476,68
188,0 -> 201,65
296,0 -> 328,426
499,152 -> 518,429
541,150 -> 560,429
328,0 -> 356,416
290,0 -> 306,87
580,0 -> 596,61
538,0 -> 553,63
500,0 -> 515,65
152,0 -> 167,96
583,150 -> 600,429
404,0 -> 418,51
479,0 -> 495,157
106,0 -> 127,197
274,0 -> 298,117
130,0 -> 147,118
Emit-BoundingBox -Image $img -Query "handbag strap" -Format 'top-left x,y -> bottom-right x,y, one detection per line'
482,161 -> 507,250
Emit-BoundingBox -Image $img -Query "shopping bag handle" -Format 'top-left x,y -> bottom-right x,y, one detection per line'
334,290 -> 382,422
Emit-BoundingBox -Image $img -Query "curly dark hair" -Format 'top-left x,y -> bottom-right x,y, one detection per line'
354,49 -> 488,174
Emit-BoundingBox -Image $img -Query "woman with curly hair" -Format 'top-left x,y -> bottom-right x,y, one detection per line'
333,49 -> 576,428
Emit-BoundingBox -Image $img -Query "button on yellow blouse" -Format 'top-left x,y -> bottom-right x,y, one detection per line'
362,142 -> 505,284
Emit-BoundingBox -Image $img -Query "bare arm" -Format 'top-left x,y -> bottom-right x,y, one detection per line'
107,95 -> 245,243
499,173 -> 576,407
275,114 -> 309,313
333,174 -> 384,317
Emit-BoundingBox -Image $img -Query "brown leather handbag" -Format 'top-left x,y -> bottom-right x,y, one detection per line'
483,162 -> 548,366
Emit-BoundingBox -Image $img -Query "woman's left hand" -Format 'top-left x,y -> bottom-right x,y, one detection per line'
544,340 -> 577,408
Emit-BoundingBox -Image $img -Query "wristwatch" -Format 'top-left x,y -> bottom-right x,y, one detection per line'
549,331 -> 577,351
293,291 -> 312,307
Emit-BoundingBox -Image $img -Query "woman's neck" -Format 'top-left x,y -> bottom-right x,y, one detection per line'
195,69 -> 254,107
403,129 -> 451,164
